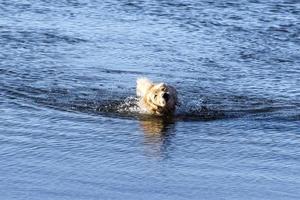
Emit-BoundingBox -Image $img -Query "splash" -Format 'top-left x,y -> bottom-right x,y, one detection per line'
116,96 -> 141,114
112,96 -> 225,121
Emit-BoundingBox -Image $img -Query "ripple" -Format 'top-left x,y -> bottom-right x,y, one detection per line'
3,83 -> 299,123
0,29 -> 88,47
1,0 -> 300,199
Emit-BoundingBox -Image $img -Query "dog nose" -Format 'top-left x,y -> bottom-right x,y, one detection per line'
162,93 -> 169,101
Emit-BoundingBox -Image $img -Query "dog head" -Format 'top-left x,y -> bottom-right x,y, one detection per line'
146,83 -> 176,110
137,78 -> 178,115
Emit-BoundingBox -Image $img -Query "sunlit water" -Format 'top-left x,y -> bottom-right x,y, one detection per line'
1,0 -> 300,199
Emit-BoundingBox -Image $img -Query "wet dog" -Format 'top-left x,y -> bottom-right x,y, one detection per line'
136,77 -> 178,115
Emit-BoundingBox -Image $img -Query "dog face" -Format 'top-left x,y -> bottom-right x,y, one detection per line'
146,83 -> 176,111
137,78 -> 178,115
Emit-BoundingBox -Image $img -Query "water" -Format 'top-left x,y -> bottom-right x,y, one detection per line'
1,0 -> 300,199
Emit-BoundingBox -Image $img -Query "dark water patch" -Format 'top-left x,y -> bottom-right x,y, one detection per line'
287,114 -> 300,121
3,85 -> 48,101
100,68 -> 180,78
39,0 -> 89,8
3,83 -> 299,124
1,81 -> 225,121
0,68 -> 18,76
42,32 -> 88,44
102,69 -> 146,75
0,0 -> 89,12
0,29 -> 88,47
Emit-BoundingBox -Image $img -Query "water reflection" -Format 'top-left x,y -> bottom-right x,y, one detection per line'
139,116 -> 175,158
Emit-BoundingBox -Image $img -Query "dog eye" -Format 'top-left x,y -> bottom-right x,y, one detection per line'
154,95 -> 157,99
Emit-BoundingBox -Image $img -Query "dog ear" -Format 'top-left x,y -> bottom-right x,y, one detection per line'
136,77 -> 153,97
169,86 -> 180,106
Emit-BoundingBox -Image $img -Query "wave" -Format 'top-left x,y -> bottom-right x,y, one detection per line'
2,84 -> 299,123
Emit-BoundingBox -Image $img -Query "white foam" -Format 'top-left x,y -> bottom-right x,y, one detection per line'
116,96 -> 143,114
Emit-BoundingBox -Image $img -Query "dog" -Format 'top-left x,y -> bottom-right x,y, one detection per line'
136,77 -> 178,115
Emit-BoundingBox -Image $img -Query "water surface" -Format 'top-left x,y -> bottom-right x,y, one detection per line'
1,0 -> 300,199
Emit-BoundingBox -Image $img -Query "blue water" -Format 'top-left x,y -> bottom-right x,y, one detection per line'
1,0 -> 300,199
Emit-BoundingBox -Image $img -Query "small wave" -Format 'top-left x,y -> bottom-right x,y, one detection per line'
0,29 -> 88,47
2,84 -> 299,123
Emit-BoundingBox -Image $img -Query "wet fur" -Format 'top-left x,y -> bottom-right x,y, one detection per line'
136,77 -> 178,115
